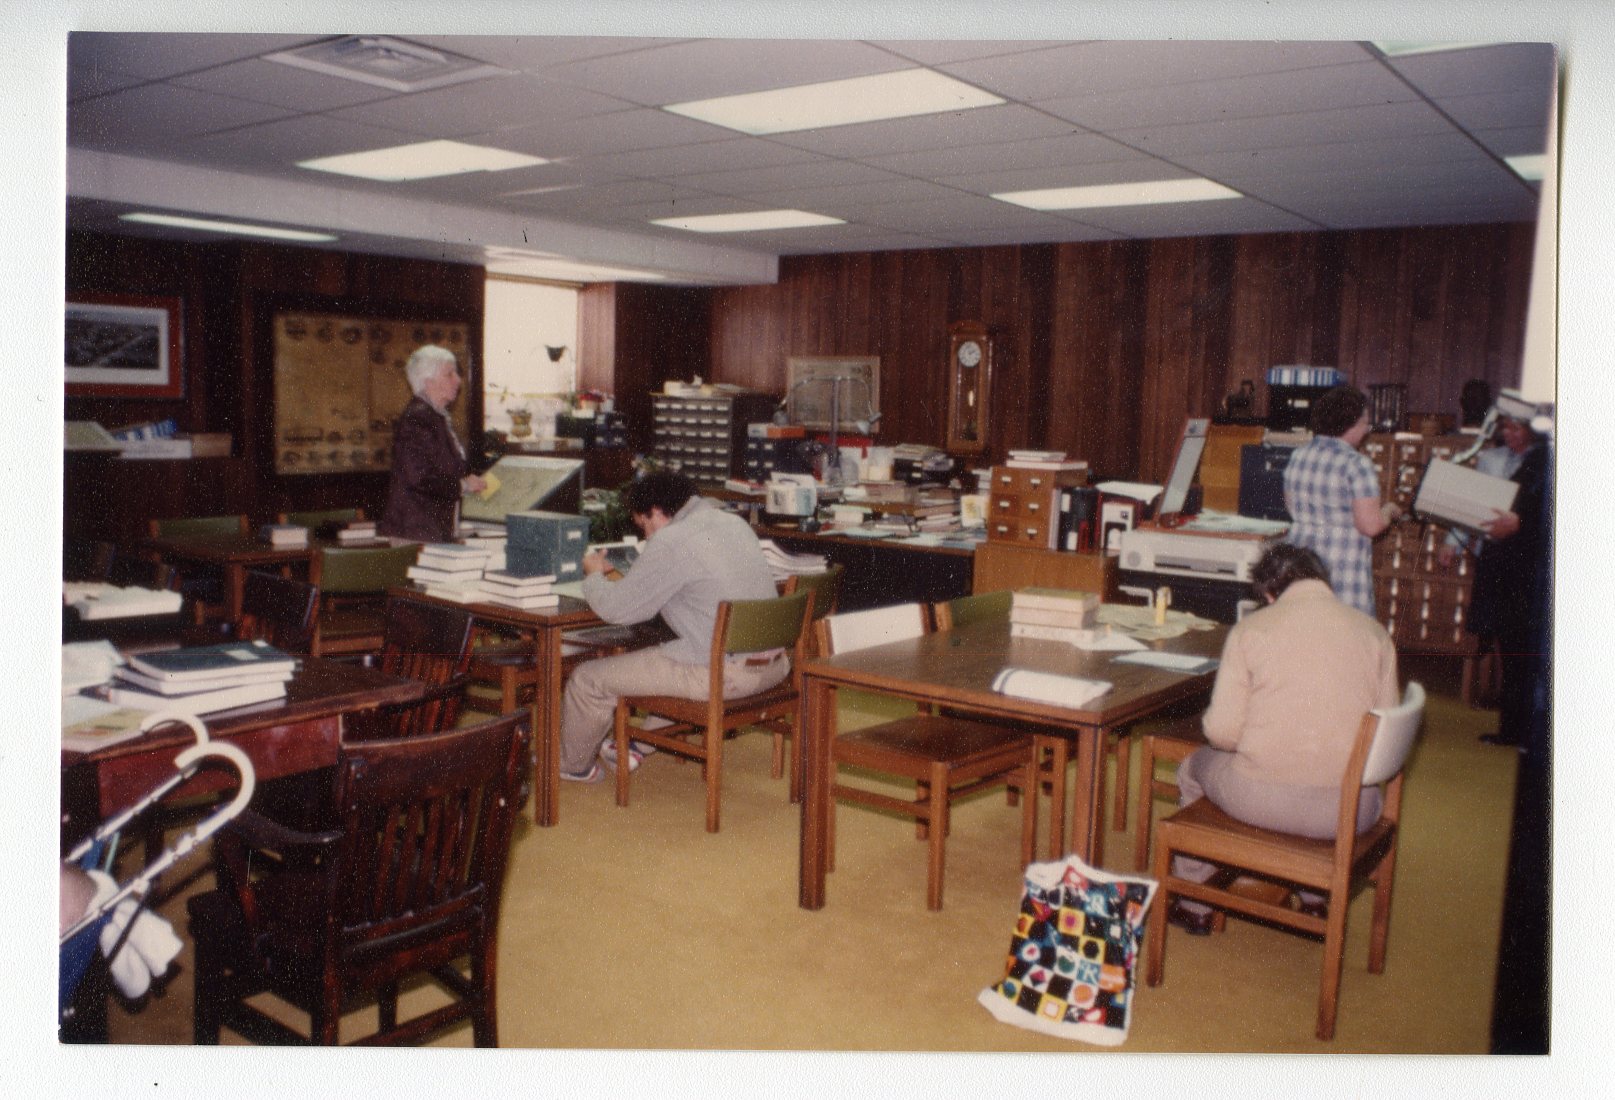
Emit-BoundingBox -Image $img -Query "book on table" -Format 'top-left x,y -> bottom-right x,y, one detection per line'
407,563 -> 486,584
91,676 -> 288,716
64,583 -> 184,621
1011,587 -> 1100,615
114,664 -> 293,695
479,570 -> 557,593
124,640 -> 299,683
260,523 -> 310,547
476,591 -> 561,610
991,667 -> 1112,707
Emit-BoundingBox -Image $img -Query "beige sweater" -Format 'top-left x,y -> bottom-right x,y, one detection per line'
1201,579 -> 1399,788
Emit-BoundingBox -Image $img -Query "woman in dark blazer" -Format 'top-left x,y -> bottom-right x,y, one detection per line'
378,345 -> 486,542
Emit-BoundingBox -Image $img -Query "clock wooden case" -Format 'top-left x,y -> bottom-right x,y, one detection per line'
946,320 -> 995,454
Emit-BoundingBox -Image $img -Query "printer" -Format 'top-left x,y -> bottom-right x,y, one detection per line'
1118,528 -> 1269,582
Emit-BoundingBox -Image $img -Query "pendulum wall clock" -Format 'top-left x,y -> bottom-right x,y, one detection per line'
946,320 -> 994,454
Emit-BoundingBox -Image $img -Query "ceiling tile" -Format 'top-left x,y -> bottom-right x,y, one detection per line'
168,58 -> 401,111
328,73 -> 637,136
68,62 -> 146,102
1434,89 -> 1556,134
1072,198 -> 1320,237
68,82 -> 296,153
1174,131 -> 1486,182
67,32 -> 318,80
407,36 -> 689,74
769,103 -> 1075,159
942,40 -> 1373,104
937,157 -> 1189,198
1035,61 -> 1417,133
873,41 -> 1086,67
1384,42 -> 1556,100
1113,99 -> 1453,158
179,112 -> 425,171
675,159 -> 903,199
491,107 -> 737,159
863,130 -> 1146,178
577,139 -> 823,181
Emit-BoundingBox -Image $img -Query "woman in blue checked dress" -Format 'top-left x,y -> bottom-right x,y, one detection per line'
1281,386 -> 1401,616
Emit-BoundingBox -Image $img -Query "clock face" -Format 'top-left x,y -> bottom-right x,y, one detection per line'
956,339 -> 983,369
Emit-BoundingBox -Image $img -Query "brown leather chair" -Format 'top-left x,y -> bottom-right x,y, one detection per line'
1145,683 -> 1425,1040
612,590 -> 813,833
188,712 -> 530,1046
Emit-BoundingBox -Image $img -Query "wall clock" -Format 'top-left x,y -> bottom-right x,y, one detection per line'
946,320 -> 994,454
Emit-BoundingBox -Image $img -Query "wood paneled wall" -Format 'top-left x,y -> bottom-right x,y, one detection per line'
65,231 -> 485,542
698,223 -> 1537,484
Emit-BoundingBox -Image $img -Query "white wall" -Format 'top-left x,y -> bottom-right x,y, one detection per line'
481,276 -> 579,437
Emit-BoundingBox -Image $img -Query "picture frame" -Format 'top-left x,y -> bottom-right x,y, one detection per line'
784,355 -> 881,433
65,292 -> 184,398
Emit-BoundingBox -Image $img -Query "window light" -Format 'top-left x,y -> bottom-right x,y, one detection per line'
119,212 -> 337,242
992,178 -> 1242,211
663,69 -> 1003,135
650,210 -> 845,233
298,140 -> 546,182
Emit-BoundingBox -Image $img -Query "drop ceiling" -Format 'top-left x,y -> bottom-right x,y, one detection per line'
66,34 -> 1556,286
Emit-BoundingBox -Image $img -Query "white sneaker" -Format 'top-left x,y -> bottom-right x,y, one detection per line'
598,741 -> 643,773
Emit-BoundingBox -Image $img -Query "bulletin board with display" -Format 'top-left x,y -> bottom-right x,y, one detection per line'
272,311 -> 471,475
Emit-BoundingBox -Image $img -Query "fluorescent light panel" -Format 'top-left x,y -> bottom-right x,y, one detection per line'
664,69 -> 1003,135
993,178 -> 1242,211
119,212 -> 336,242
299,140 -> 546,182
1506,153 -> 1547,181
651,209 -> 845,233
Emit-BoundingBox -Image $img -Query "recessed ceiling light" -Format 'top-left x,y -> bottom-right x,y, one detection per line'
299,140 -> 546,182
664,69 -> 1004,135
993,178 -> 1242,211
1505,153 -> 1547,181
650,210 -> 846,233
1371,41 -> 1497,58
119,212 -> 337,242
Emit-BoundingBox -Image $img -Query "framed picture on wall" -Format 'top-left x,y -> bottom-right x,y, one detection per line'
65,292 -> 184,398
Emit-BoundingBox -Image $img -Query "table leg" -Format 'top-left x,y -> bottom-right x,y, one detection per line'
798,676 -> 833,909
532,625 -> 563,827
226,563 -> 248,624
1045,736 -> 1068,861
1069,725 -> 1105,865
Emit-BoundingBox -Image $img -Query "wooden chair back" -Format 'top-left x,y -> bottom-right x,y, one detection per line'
783,563 -> 844,623
148,515 -> 249,539
335,597 -> 477,741
933,589 -> 1013,632
236,569 -> 318,652
196,711 -> 530,1045
817,601 -> 930,657
105,550 -> 178,591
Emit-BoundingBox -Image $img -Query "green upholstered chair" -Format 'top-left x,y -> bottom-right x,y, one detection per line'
775,564 -> 844,800
932,588 -> 1012,632
147,515 -> 250,627
278,507 -> 364,532
613,590 -> 813,833
148,515 -> 250,539
307,544 -> 421,657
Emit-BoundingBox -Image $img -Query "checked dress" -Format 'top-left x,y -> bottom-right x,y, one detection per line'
1281,434 -> 1380,616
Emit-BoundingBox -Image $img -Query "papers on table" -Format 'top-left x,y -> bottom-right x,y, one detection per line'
64,582 -> 183,620
61,694 -> 150,752
63,640 -> 125,694
552,580 -> 587,600
1112,651 -> 1220,675
991,667 -> 1112,708
1094,481 -> 1163,505
1177,509 -> 1290,537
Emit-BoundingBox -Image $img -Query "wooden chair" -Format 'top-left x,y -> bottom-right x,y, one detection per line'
931,588 -> 1012,632
816,602 -> 1034,910
461,620 -> 664,720
147,515 -> 249,628
233,569 -> 319,652
188,712 -> 531,1046
612,590 -> 813,833
344,596 -> 478,742
776,564 -> 844,801
307,544 -> 421,657
1145,683 -> 1426,1040
1128,707 -> 1208,871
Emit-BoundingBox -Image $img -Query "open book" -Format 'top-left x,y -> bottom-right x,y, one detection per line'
991,667 -> 1112,708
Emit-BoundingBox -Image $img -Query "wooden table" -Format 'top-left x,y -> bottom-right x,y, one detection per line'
61,657 -> 421,848
388,586 -> 602,827
796,616 -> 1226,909
142,533 -> 390,621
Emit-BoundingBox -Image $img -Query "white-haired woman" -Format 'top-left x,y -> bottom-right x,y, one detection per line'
378,345 -> 485,542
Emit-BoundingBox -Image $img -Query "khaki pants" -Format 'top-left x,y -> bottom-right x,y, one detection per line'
560,645 -> 791,775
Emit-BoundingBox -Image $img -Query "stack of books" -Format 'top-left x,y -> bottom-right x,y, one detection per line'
64,582 -> 183,620
98,640 -> 298,715
757,539 -> 828,584
472,570 -> 560,610
336,520 -> 379,543
260,523 -> 310,548
1006,450 -> 1090,473
1009,587 -> 1100,644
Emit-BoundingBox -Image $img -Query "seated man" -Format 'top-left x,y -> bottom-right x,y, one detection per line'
559,470 -> 787,782
1168,544 -> 1400,934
